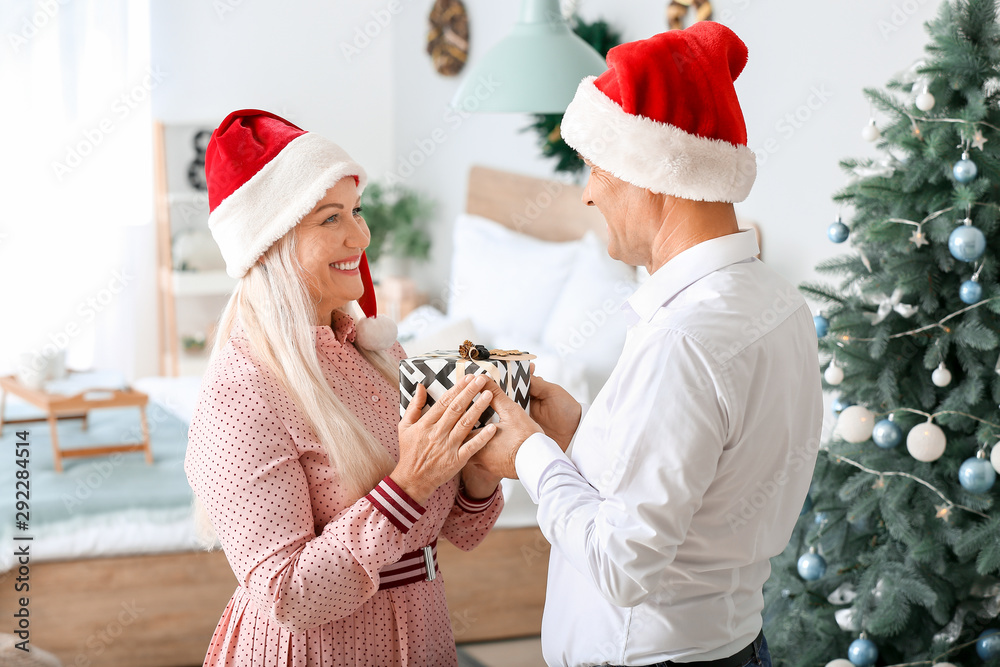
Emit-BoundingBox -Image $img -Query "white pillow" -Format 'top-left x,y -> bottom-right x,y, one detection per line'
400,316 -> 481,357
447,213 -> 581,346
541,231 -> 639,397
131,375 -> 204,424
396,304 -> 448,345
491,334 -> 590,405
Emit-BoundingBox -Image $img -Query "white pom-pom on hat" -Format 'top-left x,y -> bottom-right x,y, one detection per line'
355,314 -> 398,351
353,253 -> 397,351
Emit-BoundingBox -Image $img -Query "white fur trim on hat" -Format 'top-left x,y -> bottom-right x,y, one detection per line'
355,314 -> 398,351
208,133 -> 369,278
561,77 -> 757,203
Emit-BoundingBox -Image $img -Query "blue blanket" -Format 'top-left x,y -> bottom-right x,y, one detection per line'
1,398 -> 194,529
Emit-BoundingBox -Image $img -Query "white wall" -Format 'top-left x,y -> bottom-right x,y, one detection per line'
149,0 -> 945,325
390,0 -> 944,305
150,0 -> 397,180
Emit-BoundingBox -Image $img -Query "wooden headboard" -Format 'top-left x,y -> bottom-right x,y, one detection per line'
465,165 -> 608,243
464,164 -> 762,259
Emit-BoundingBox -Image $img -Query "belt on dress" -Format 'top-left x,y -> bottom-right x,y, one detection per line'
660,629 -> 765,667
378,539 -> 439,590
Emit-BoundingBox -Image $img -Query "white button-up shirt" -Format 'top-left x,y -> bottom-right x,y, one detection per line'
516,229 -> 824,667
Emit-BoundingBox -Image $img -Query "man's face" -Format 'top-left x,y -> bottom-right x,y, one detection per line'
580,159 -> 659,268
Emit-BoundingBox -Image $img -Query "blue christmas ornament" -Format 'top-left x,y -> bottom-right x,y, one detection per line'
960,279 -> 984,304
949,224 -> 987,262
977,629 -> 1000,660
959,455 -> 996,494
848,638 -> 879,667
953,153 -> 978,183
796,551 -> 827,581
849,514 -> 871,533
832,396 -> 854,417
872,419 -> 903,449
800,494 -> 813,516
828,220 -> 850,244
814,315 -> 830,337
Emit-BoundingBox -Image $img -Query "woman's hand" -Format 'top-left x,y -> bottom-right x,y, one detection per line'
392,375 -> 497,505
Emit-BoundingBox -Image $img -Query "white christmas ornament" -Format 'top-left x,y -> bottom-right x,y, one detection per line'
834,608 -> 860,633
837,405 -> 876,443
916,88 -> 936,111
873,578 -> 886,602
907,421 -> 947,462
932,663 -> 958,667
851,158 -> 897,180
991,443 -> 1000,474
827,661 -> 855,667
825,361 -> 845,385
932,363 -> 952,387
862,119 -> 880,142
827,583 -> 859,605
868,288 -> 919,325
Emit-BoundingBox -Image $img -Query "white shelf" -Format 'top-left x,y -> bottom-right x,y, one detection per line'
167,192 -> 210,206
172,270 -> 237,296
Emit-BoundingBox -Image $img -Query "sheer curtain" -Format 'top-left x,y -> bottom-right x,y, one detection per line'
1,0 -> 155,383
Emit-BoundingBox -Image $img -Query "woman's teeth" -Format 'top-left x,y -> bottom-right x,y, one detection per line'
331,258 -> 360,270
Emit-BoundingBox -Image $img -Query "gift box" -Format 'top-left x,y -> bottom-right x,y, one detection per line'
399,348 -> 536,428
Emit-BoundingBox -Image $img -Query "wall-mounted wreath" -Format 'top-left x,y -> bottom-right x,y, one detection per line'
666,0 -> 713,30
427,0 -> 469,76
522,17 -> 622,176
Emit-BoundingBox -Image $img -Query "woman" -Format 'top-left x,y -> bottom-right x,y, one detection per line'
184,109 -> 504,667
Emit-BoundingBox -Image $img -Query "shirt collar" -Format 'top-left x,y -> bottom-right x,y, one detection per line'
230,310 -> 357,351
625,229 -> 760,324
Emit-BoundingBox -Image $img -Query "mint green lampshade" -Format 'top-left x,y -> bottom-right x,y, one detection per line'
451,0 -> 607,114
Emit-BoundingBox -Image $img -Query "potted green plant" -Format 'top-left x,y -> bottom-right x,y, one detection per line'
361,182 -> 434,278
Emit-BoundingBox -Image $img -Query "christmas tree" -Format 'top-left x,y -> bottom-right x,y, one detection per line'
764,2 -> 1000,666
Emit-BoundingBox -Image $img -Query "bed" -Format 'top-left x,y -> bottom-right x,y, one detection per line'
0,165 -> 635,667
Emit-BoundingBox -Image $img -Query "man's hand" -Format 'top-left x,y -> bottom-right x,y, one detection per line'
527,363 -> 582,452
469,379 -> 543,479
460,452 -> 503,500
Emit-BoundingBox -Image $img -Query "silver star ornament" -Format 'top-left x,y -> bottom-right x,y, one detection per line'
910,228 -> 929,247
972,129 -> 988,150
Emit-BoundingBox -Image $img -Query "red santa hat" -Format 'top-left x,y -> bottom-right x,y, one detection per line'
205,109 -> 396,351
561,21 -> 756,203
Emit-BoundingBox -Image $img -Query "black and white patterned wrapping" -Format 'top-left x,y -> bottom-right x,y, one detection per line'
399,350 -> 536,428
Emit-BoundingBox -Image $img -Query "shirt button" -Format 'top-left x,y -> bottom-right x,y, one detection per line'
370,395 -> 380,403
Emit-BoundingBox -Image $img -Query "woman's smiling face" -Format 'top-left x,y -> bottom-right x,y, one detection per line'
295,176 -> 370,325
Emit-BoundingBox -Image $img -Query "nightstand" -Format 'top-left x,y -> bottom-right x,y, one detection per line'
374,276 -> 428,321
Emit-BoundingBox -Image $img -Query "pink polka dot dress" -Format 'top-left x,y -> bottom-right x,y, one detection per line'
184,310 -> 504,667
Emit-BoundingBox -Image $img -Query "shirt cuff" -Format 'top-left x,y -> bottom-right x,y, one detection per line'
456,484 -> 500,513
515,432 -> 573,504
565,401 -> 590,458
366,476 -> 426,533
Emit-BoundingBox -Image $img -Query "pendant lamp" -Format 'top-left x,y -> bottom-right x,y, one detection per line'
450,0 -> 607,114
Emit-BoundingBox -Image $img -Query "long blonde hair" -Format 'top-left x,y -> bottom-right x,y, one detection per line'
192,228 -> 397,549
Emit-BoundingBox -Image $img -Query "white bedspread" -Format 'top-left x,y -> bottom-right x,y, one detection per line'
0,506 -> 206,572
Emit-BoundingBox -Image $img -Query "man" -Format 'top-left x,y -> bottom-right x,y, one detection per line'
473,21 -> 824,667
